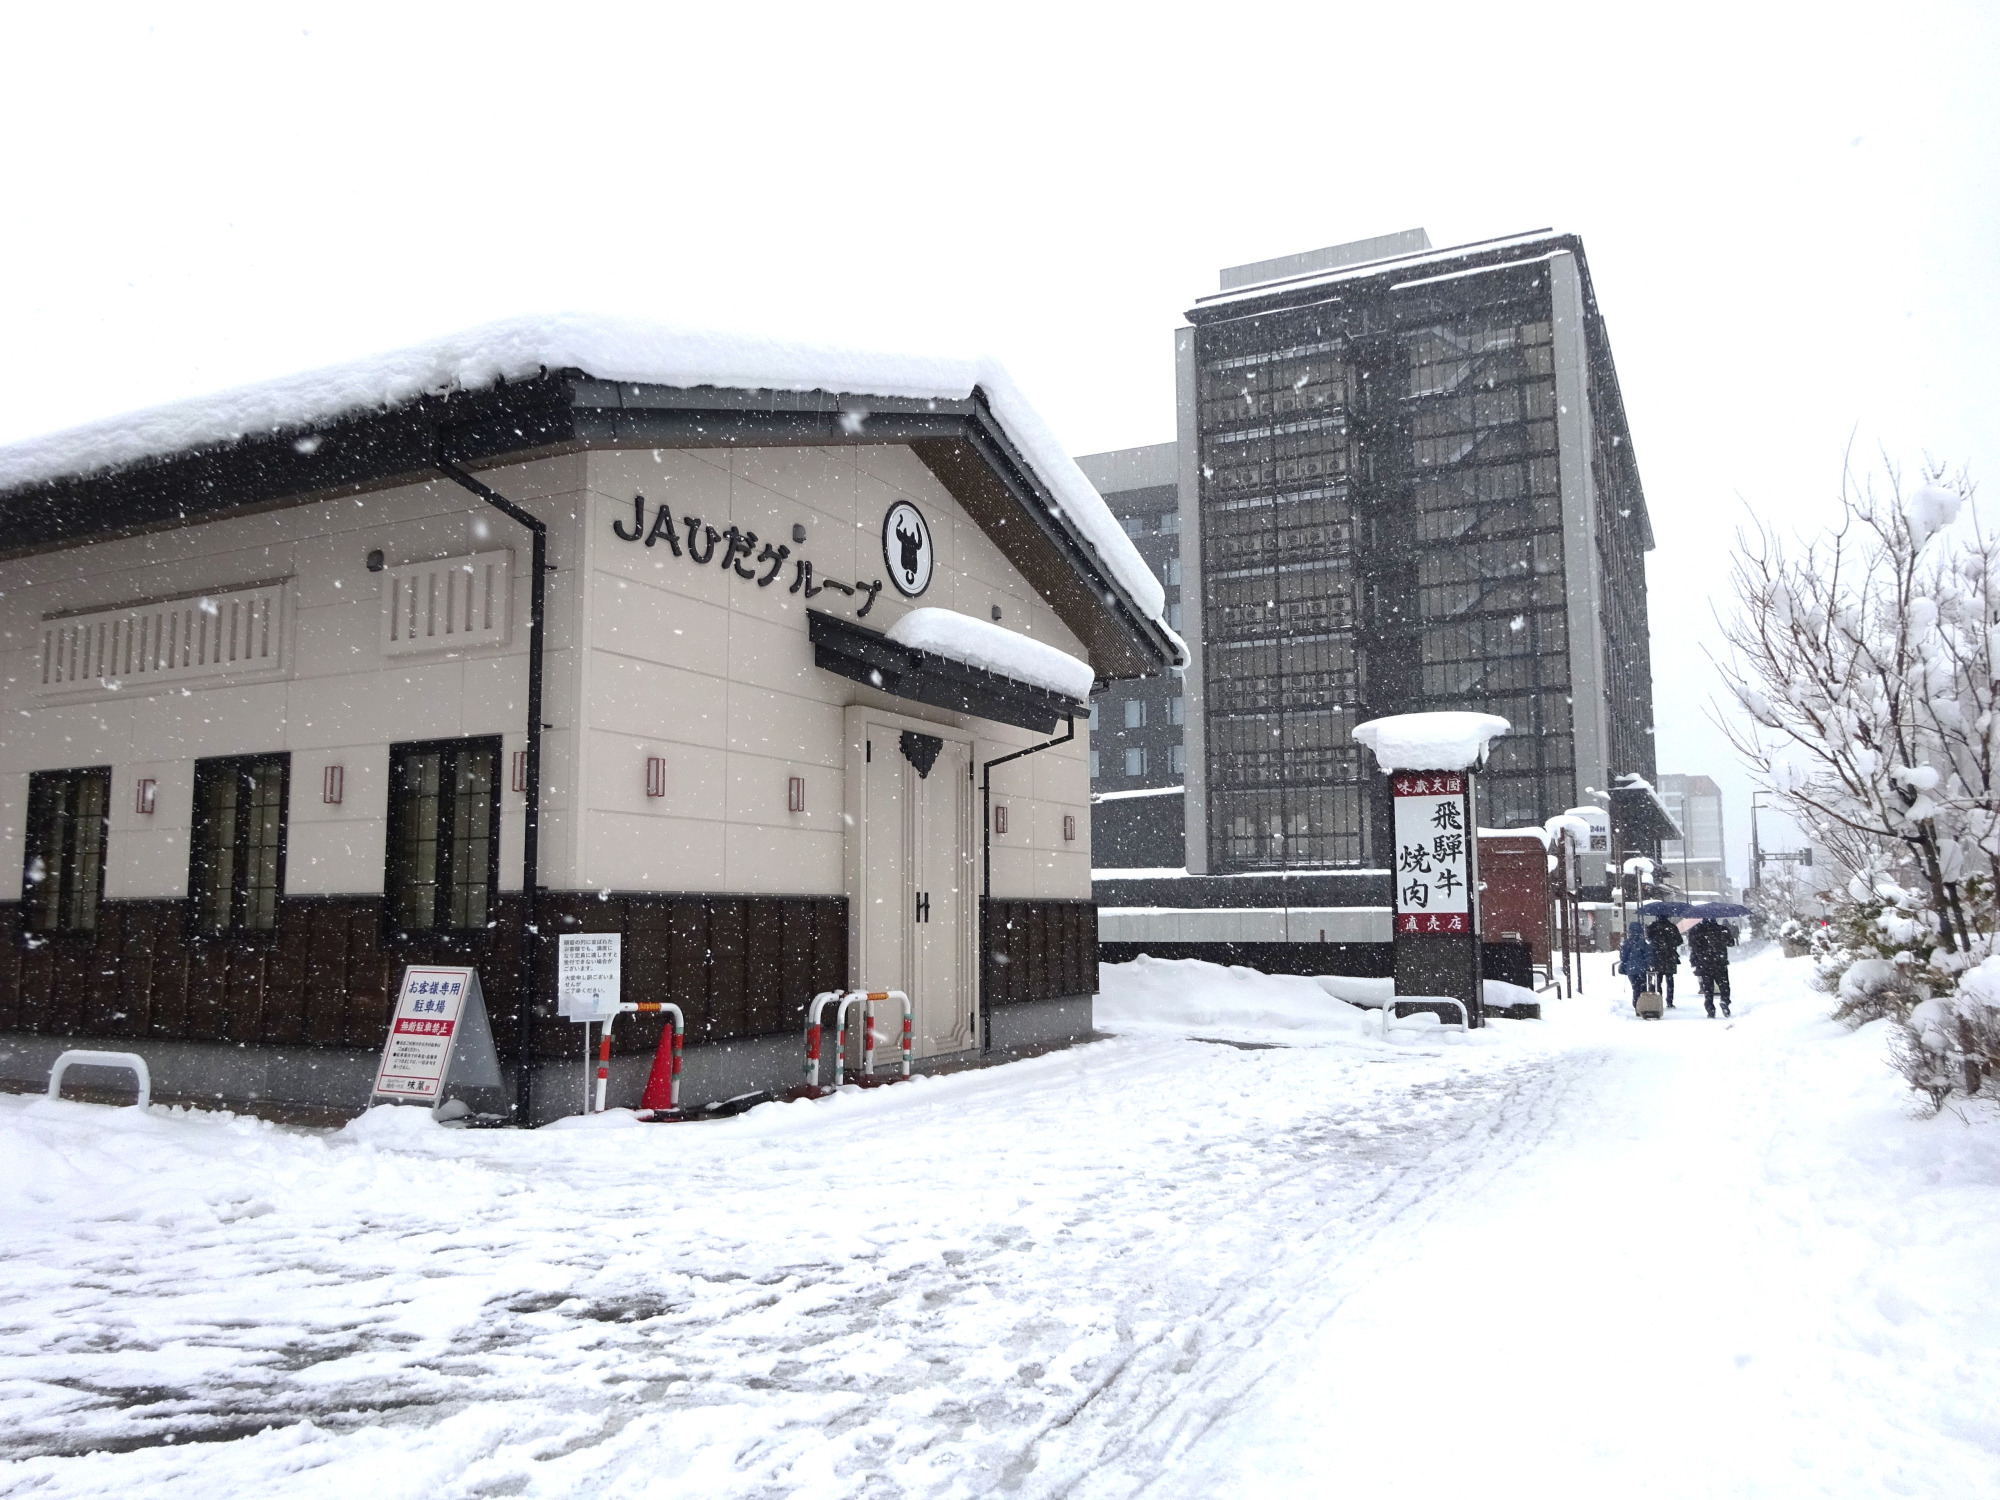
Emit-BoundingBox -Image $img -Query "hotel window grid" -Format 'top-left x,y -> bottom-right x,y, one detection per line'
189,754 -> 288,934
1196,305 -> 1367,870
22,766 -> 110,933
1404,307 -> 1578,830
387,737 -> 501,933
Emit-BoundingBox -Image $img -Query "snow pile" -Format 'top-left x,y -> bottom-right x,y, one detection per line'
885,606 -> 1094,700
1097,955 -> 1377,1045
540,1107 -> 648,1130
1314,975 -> 1539,1012
0,313 -> 1178,652
339,1102 -> 445,1143
1315,974 -> 1395,1008
1353,711 -> 1510,772
1485,978 -> 1541,1010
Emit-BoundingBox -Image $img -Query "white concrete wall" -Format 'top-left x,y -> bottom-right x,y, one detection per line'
0,442 -> 1098,906
0,454 -> 587,899
578,444 -> 1093,901
1097,906 -> 1393,944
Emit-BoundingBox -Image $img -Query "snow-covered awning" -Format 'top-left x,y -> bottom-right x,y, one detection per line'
807,609 -> 1084,734
883,607 -> 1094,701
0,315 -> 1182,681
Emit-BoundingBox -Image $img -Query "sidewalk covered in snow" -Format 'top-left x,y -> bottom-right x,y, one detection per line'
2,947 -> 1996,1496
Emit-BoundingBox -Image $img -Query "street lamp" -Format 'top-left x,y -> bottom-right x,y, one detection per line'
1749,790 -> 1771,893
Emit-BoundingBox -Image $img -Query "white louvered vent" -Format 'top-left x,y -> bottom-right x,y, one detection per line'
381,550 -> 513,657
40,580 -> 291,697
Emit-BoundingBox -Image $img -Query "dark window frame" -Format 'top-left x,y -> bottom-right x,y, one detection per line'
188,753 -> 291,938
385,736 -> 503,938
21,766 -> 112,937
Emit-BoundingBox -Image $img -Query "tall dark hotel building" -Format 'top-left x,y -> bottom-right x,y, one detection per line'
1085,228 -> 1661,879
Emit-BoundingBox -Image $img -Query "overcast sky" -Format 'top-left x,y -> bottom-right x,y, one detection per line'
3,1 -> 1994,882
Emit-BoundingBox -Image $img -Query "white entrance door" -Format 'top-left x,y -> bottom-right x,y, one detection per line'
852,717 -> 975,1059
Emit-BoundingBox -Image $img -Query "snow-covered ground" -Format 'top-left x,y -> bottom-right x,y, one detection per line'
2,949 -> 1996,1497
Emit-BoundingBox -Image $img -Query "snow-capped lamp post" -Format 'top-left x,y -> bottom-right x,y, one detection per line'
1354,712 -> 1511,1029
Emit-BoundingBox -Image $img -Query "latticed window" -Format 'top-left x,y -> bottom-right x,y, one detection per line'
23,767 -> 110,933
190,755 -> 288,934
387,738 -> 500,932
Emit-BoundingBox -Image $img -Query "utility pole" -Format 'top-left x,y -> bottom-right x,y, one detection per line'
1750,791 -> 1769,894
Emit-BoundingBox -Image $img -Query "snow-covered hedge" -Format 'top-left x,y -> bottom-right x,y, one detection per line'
1893,955 -> 2000,1110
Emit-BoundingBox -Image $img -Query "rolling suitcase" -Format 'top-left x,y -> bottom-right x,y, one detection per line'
1635,989 -> 1664,1019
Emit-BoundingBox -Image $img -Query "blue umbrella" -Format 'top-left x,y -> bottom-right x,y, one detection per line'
1688,902 -> 1752,919
1638,900 -> 1697,918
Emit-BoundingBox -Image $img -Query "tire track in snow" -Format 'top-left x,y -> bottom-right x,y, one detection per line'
1013,1048 -> 1599,1498
0,1032 -> 1557,1497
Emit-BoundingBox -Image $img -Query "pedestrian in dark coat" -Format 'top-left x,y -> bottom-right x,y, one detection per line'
1616,921 -> 1655,1008
1687,918 -> 1732,1017
1646,915 -> 1683,1007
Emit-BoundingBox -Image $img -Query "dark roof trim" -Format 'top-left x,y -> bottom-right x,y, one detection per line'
807,609 -> 1077,735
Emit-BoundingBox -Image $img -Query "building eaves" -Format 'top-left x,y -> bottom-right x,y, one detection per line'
0,365 -> 1181,680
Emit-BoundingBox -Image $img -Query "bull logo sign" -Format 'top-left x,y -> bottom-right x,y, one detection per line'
882,500 -> 934,598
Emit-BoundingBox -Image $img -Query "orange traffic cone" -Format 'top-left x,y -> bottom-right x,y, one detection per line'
639,1016 -> 683,1112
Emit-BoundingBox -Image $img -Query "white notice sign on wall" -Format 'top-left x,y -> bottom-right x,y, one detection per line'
558,932 -> 623,1020
1392,772 -> 1473,935
372,966 -> 476,1102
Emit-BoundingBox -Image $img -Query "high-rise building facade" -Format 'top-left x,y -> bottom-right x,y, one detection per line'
1658,773 -> 1728,897
1075,444 -> 1189,870
1075,444 -> 1185,791
1175,229 -> 1659,875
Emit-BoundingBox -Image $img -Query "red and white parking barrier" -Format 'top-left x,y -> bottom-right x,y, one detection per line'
832,993 -> 866,1087
594,1026 -> 613,1112
803,990 -> 845,1089
801,989 -> 912,1089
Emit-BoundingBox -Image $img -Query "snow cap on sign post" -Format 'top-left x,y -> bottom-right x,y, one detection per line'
1353,712 -> 1510,774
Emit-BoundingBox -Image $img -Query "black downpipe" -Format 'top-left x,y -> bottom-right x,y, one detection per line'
979,714 -> 1076,1055
435,457 -> 546,1125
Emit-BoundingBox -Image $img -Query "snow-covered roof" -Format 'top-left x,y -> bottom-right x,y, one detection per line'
1611,773 -> 1683,842
1545,813 -> 1596,845
884,607 -> 1094,702
0,314 -> 1178,652
1353,712 -> 1511,773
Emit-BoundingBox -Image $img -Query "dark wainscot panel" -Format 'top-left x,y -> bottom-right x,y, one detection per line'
0,892 -> 847,1066
982,899 -> 1096,1005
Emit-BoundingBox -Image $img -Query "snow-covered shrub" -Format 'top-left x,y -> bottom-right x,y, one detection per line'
1834,955 -> 1924,1027
1890,954 -> 2000,1111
